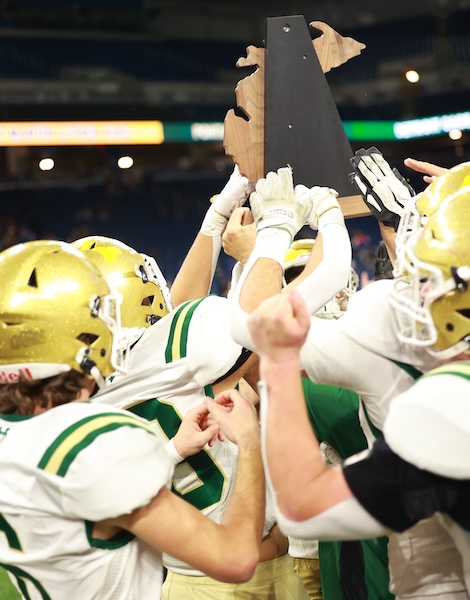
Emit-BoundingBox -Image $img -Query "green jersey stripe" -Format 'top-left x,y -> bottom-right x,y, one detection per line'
38,413 -> 155,476
165,297 -> 206,363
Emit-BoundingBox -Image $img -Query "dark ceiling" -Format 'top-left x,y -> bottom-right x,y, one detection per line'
0,0 -> 468,178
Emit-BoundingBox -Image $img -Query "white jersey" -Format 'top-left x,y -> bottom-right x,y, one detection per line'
385,362 -> 470,481
0,402 -> 173,600
300,279 -> 439,432
298,279 -> 467,597
93,295 -> 276,575
385,363 -> 470,594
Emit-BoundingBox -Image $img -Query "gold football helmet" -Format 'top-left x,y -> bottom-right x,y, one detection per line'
390,182 -> 470,359
283,238 -> 358,318
283,238 -> 315,277
0,240 -> 123,385
395,161 -> 470,276
72,236 -> 172,331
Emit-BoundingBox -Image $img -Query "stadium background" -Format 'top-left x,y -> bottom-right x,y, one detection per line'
0,0 -> 469,293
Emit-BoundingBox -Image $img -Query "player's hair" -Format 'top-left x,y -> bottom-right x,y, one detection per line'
0,370 -> 85,415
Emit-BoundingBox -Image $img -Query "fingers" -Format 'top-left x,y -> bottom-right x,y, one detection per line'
288,289 -> 311,330
200,423 -> 220,447
227,206 -> 250,227
210,388 -> 241,408
187,402 -> 210,421
403,158 -> 448,179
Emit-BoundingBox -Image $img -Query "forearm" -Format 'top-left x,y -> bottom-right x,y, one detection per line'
294,223 -> 352,315
378,222 -> 397,267
259,357 -> 328,520
229,229 -> 288,349
220,438 -> 265,559
171,233 -> 221,305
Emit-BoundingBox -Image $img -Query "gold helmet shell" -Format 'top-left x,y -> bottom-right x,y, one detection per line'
284,239 -> 315,272
0,240 -> 122,384
395,161 -> 470,276
284,238 -> 358,318
391,179 -> 470,359
72,236 -> 172,330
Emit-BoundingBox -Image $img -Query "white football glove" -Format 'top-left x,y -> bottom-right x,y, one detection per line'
200,164 -> 252,237
295,185 -> 342,230
350,147 -> 415,231
250,167 -> 311,240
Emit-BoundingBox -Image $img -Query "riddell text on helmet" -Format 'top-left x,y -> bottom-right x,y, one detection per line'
0,368 -> 34,383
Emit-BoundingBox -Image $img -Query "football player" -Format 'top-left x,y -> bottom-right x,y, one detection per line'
73,166 -> 352,599
229,164 -> 470,599
0,240 -> 265,600
241,181 -> 470,595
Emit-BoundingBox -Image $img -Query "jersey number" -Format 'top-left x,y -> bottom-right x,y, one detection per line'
0,513 -> 51,599
130,399 -> 226,512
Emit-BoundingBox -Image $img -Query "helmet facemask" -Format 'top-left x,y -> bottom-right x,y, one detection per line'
390,183 -> 470,360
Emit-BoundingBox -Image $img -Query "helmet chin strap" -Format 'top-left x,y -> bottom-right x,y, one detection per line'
75,347 -> 105,389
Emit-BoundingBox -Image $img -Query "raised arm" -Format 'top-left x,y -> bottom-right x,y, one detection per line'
247,290 -> 389,540
350,146 -> 416,269
228,166 -> 311,349
287,185 -> 352,314
170,165 -> 251,306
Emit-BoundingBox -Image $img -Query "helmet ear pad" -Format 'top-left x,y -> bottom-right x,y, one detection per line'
0,241 -> 118,382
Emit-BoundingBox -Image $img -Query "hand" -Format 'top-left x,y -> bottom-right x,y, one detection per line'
350,147 -> 415,231
248,289 -> 311,363
403,157 -> 449,184
250,167 -> 309,240
211,164 -> 253,219
172,403 -> 222,458
222,207 -> 256,264
200,165 -> 252,237
295,184 -> 341,230
204,389 -> 260,447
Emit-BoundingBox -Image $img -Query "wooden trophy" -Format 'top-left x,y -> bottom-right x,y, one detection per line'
224,16 -> 370,219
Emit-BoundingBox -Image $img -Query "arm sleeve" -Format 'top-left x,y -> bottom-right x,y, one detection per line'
60,423 -> 174,521
295,223 -> 352,315
275,494 -> 389,541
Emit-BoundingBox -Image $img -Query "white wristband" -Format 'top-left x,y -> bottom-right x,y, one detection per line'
200,205 -> 228,237
318,206 -> 345,230
164,438 -> 184,465
253,227 -> 291,267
